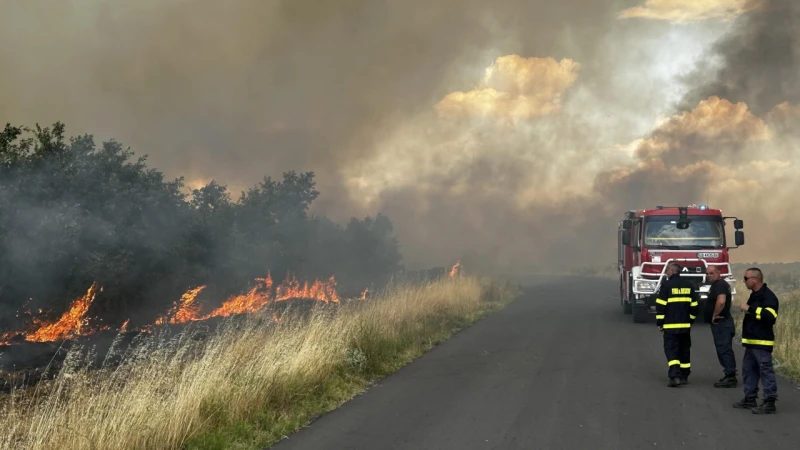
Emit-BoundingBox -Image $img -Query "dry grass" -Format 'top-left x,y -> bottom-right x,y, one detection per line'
771,292 -> 800,380
0,275 -> 518,450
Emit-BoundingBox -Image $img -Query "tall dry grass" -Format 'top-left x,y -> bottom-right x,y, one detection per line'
0,275 -> 518,450
771,292 -> 800,380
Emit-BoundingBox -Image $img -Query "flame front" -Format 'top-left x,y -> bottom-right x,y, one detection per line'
154,285 -> 208,325
204,275 -> 273,319
1,270 -> 374,345
25,282 -> 101,343
275,274 -> 340,303
449,261 -> 461,277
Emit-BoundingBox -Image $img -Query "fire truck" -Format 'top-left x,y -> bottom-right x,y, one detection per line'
617,205 -> 745,323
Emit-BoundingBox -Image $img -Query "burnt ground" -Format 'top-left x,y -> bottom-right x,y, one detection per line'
269,276 -> 800,450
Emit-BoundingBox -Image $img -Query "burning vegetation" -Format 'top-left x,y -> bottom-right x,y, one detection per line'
1,273 -> 341,346
0,269 -> 514,450
0,261 -> 463,348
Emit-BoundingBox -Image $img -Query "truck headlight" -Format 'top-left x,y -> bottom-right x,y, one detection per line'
634,280 -> 658,293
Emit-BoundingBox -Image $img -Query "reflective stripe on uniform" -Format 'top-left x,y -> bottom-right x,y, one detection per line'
680,363 -> 691,368
742,338 -> 774,346
656,314 -> 665,320
668,360 -> 680,366
663,323 -> 691,329
689,314 -> 696,320
668,297 -> 692,303
656,298 -> 667,305
756,307 -> 778,320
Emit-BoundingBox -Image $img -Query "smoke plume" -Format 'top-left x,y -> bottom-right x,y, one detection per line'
2,0 -> 799,281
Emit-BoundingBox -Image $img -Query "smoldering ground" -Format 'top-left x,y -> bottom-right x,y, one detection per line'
1,0 -> 799,282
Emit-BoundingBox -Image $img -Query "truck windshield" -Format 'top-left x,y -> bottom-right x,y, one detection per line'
644,216 -> 725,249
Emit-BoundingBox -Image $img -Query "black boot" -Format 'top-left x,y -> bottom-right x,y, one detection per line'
733,396 -> 757,409
679,377 -> 689,385
714,375 -> 737,388
752,397 -> 777,414
668,377 -> 681,387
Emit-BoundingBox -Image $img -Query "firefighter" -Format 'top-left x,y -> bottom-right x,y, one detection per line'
655,261 -> 699,387
733,267 -> 779,414
705,265 -> 737,388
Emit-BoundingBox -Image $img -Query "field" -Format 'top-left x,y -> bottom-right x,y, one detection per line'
0,274 -> 518,450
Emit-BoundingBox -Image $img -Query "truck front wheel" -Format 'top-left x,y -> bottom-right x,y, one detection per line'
632,291 -> 648,323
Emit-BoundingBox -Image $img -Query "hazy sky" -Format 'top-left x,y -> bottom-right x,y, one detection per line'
2,0 -> 798,275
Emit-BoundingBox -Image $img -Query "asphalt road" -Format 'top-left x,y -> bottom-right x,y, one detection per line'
269,277 -> 800,449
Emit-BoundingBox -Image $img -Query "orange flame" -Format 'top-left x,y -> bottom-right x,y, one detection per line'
0,331 -> 15,346
154,285 -> 208,325
25,282 -> 101,343
204,275 -> 273,319
1,269 -> 392,345
275,274 -> 340,303
449,261 -> 462,277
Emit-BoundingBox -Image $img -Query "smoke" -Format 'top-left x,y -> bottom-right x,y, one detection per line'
2,0 -> 799,280
617,0 -> 800,264
618,0 -> 766,23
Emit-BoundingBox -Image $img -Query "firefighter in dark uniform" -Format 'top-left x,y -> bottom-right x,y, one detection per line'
733,267 -> 779,414
705,265 -> 737,388
655,261 -> 699,387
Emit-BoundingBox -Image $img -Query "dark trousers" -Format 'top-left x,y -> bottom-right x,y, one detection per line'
743,347 -> 778,400
710,317 -> 737,377
663,332 -> 691,379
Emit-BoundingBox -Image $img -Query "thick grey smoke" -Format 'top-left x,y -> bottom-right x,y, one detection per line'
678,0 -> 800,116
2,0 -> 798,278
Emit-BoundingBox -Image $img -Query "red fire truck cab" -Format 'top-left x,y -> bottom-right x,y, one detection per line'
617,205 -> 745,323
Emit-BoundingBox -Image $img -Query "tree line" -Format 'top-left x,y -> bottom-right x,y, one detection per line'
0,122 -> 404,330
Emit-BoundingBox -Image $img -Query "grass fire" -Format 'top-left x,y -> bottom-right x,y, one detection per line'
1,262 -> 463,347
0,267 -> 517,450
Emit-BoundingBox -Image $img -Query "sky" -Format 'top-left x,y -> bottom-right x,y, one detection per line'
2,0 -> 798,276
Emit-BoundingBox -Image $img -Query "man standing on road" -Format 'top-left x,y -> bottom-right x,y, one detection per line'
733,267 -> 780,414
704,266 -> 737,388
656,262 -> 699,387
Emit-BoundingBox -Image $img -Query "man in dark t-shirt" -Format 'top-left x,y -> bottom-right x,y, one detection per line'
705,265 -> 737,387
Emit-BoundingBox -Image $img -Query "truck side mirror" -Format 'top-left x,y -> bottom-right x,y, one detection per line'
622,219 -> 631,230
622,230 -> 630,245
735,231 -> 745,246
734,219 -> 743,230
